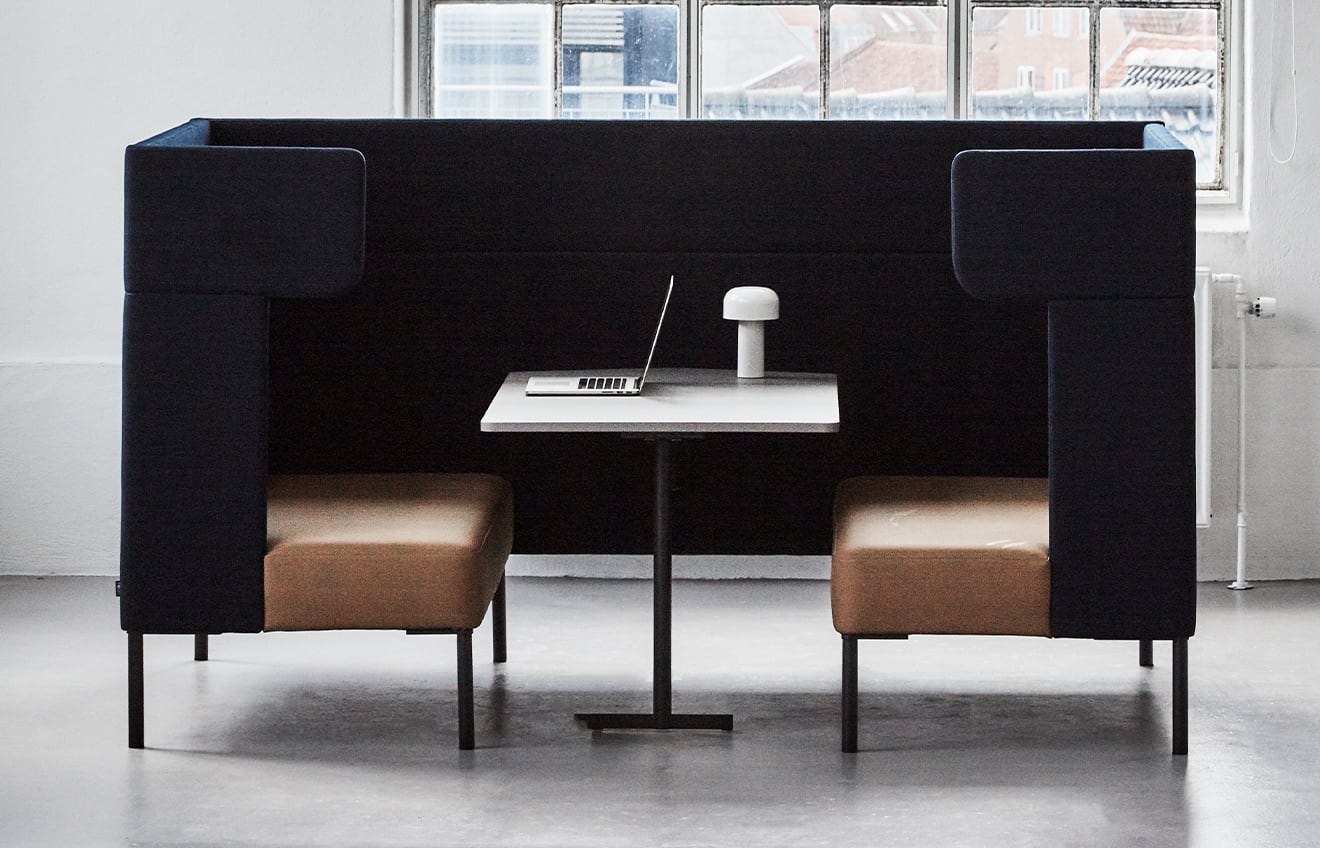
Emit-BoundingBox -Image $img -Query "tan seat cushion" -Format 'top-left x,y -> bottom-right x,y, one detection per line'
264,473 -> 514,632
831,476 -> 1050,637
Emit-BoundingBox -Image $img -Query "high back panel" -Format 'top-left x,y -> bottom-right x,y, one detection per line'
267,250 -> 1047,554
214,119 -> 1146,256
248,119 -> 1144,555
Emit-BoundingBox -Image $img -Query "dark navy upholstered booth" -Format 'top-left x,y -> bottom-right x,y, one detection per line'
121,118 -> 1196,747
831,123 -> 1195,753
952,124 -> 1197,641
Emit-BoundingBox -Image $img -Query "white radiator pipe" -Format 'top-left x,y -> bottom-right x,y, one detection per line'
1232,281 -> 1251,590
1213,272 -> 1272,590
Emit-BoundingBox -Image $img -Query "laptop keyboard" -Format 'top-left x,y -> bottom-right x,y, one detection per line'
580,377 -> 628,390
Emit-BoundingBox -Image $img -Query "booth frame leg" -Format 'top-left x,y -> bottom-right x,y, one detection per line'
128,632 -> 144,749
457,629 -> 475,750
842,635 -> 858,753
492,576 -> 507,664
1173,638 -> 1188,755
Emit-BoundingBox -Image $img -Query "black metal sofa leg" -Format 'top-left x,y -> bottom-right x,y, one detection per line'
133,629 -> 491,751
842,635 -> 859,753
128,632 -> 144,749
836,633 -> 1185,755
492,575 -> 507,664
1173,638 -> 1188,755
1139,639 -> 1153,668
194,633 -> 209,662
457,629 -> 475,750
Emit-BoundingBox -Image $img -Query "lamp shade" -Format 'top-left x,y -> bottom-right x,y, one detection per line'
723,286 -> 780,321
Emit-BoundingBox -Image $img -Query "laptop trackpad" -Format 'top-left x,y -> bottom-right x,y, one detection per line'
527,377 -> 578,392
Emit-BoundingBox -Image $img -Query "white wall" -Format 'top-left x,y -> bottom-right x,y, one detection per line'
0,1 -> 1314,579
0,0 -> 396,573
1195,3 -> 1320,580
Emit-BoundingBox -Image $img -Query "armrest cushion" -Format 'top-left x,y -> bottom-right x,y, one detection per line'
951,142 -> 1195,301
124,142 -> 365,298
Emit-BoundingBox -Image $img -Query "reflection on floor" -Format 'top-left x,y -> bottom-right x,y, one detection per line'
2,576 -> 1318,847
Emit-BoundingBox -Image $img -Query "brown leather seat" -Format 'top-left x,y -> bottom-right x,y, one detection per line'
831,475 -> 1050,752
266,473 -> 513,632
264,472 -> 514,749
832,475 -> 1050,638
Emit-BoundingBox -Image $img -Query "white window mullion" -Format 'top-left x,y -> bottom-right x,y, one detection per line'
820,2 -> 831,119
1212,0 -> 1237,197
1087,0 -> 1099,119
552,1 -> 563,116
949,0 -> 969,118
686,0 -> 701,118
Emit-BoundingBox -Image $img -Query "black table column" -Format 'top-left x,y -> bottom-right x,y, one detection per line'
576,436 -> 733,732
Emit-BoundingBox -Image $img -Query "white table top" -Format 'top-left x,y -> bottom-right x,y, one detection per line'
480,368 -> 839,434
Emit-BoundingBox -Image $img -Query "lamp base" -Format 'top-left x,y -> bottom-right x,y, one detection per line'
737,321 -> 765,378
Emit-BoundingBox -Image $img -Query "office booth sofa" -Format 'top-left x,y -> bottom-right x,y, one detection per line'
833,128 -> 1197,753
120,119 -> 516,750
121,118 -> 1195,752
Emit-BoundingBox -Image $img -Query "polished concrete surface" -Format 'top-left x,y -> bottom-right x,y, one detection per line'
2,575 -> 1318,847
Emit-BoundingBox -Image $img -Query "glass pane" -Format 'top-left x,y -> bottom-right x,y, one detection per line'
970,6 -> 1088,120
432,4 -> 553,118
1099,8 -> 1219,185
828,6 -> 947,119
702,5 -> 821,119
563,5 -> 680,119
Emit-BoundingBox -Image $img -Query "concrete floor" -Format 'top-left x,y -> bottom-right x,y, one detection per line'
2,575 -> 1318,847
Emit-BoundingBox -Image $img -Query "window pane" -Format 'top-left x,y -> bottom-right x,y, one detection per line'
702,5 -> 820,119
828,6 -> 947,118
1098,8 -> 1219,185
971,6 -> 1088,120
563,5 -> 680,119
432,4 -> 553,118
421,1 -> 1229,192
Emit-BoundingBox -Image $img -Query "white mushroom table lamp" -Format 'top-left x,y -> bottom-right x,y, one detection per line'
723,286 -> 779,379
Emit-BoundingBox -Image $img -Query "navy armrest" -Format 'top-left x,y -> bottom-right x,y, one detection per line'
120,292 -> 270,633
951,131 -> 1195,301
120,121 -> 366,633
949,131 -> 1197,639
125,129 -> 366,297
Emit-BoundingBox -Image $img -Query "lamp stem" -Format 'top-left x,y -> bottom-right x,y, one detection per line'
737,321 -> 766,378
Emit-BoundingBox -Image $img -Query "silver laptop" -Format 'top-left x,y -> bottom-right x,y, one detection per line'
525,275 -> 674,396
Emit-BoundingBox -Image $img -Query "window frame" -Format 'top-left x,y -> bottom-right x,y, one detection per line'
410,0 -> 1241,202
957,0 -> 1237,201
